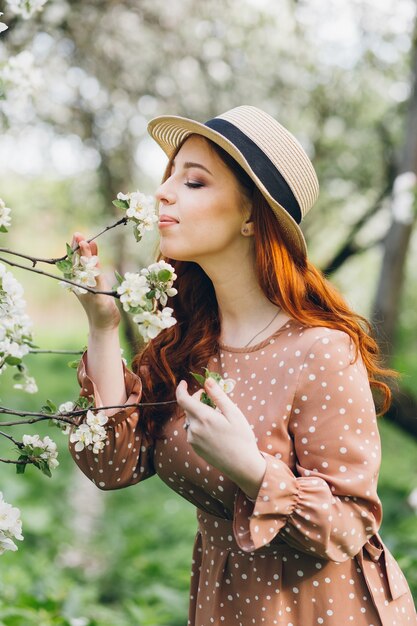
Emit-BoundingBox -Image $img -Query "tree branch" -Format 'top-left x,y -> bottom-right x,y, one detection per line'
0,255 -> 119,296
0,398 -> 178,426
0,216 -> 128,267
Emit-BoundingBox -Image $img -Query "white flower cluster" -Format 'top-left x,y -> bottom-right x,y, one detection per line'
0,492 -> 23,555
69,410 -> 109,454
59,252 -> 100,296
116,260 -> 177,341
21,434 -> 59,470
0,51 -> 43,99
116,191 -> 158,242
6,0 -> 48,19
0,13 -> 8,34
0,263 -> 37,392
0,198 -> 12,231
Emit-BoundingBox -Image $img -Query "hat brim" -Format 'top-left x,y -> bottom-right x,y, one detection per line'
147,114 -> 307,258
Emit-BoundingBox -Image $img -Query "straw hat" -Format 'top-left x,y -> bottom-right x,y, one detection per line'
147,105 -> 319,258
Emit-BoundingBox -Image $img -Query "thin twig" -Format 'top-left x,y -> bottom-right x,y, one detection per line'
0,457 -> 31,465
0,430 -> 23,447
0,255 -> 119,296
0,216 -> 128,266
0,399 -> 178,426
28,349 -> 84,355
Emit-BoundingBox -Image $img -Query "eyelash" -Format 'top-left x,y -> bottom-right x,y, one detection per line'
185,181 -> 204,189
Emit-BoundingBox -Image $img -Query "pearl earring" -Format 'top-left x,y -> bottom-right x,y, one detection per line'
242,226 -> 249,235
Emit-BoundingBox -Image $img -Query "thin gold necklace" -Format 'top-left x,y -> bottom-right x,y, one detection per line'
243,308 -> 281,348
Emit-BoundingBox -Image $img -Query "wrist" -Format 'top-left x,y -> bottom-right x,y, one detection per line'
234,452 -> 266,501
88,324 -> 120,337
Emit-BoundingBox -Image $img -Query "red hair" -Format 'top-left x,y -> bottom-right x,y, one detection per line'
132,139 -> 397,439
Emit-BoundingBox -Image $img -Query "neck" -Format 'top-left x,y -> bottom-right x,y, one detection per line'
197,250 -> 281,344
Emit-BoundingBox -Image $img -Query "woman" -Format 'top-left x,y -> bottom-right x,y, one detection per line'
69,105 -> 417,625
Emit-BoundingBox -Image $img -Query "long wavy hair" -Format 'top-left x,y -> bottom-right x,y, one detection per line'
132,136 -> 397,439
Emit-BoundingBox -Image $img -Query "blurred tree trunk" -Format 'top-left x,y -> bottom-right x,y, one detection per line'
371,20 -> 417,435
371,23 -> 417,357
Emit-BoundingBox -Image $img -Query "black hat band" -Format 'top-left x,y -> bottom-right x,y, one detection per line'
205,118 -> 302,224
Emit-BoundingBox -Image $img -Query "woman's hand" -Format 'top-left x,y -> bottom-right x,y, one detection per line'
70,232 -> 121,331
175,377 -> 266,499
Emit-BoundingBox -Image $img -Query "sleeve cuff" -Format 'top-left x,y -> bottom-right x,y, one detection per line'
233,452 -> 299,552
76,350 -> 143,424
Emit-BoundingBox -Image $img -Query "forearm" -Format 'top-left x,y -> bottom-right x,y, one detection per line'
230,451 -> 267,500
85,326 -> 127,415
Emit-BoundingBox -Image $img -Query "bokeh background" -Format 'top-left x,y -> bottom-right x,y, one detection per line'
1,0 -> 417,624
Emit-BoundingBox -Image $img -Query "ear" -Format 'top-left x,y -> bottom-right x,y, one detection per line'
241,220 -> 255,236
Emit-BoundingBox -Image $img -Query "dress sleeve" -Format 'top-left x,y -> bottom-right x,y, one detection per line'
233,329 -> 382,561
68,350 -> 156,490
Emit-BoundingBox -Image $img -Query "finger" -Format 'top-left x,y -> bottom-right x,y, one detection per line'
175,380 -> 191,407
79,239 -> 92,258
71,232 -> 84,250
204,378 -> 236,418
176,380 -> 203,413
89,240 -> 98,256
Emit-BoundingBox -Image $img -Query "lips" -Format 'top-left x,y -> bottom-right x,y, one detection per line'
159,214 -> 179,224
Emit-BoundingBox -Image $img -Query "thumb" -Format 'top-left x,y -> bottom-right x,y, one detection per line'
204,378 -> 236,416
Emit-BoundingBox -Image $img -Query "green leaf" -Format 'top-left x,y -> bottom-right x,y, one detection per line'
133,228 -> 143,243
200,392 -> 216,408
40,405 -> 52,414
5,355 -> 21,366
67,359 -> 80,369
76,395 -> 94,409
56,259 -> 73,273
16,456 -> 27,475
12,372 -> 25,381
190,372 -> 206,386
146,289 -> 156,299
157,269 -> 172,282
66,242 -> 74,258
203,368 -> 222,383
46,399 -> 57,412
0,224 -> 8,233
114,269 -> 124,285
112,199 -> 129,209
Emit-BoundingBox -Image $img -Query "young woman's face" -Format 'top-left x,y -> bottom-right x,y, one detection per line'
155,135 -> 252,264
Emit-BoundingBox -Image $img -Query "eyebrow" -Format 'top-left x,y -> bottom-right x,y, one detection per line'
171,160 -> 213,176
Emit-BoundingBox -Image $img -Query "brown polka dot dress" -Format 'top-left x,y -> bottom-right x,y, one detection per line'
69,319 -> 417,626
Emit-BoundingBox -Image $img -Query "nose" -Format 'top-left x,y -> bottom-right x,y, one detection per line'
155,178 -> 176,207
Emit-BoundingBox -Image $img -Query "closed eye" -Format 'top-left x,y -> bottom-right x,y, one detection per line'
185,182 -> 204,189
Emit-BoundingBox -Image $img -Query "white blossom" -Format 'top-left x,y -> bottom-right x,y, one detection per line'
116,272 -> 149,311
59,401 -> 75,414
53,401 -> 76,434
117,191 -> 158,241
13,374 -> 38,394
69,410 -> 108,454
408,487 -> 417,513
0,13 -> 8,33
140,261 -> 178,306
0,263 -> 35,381
0,492 -> 23,555
6,0 -> 48,19
0,198 -> 12,230
218,377 -> 237,394
133,307 -> 176,341
59,252 -> 101,296
21,434 -> 59,470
